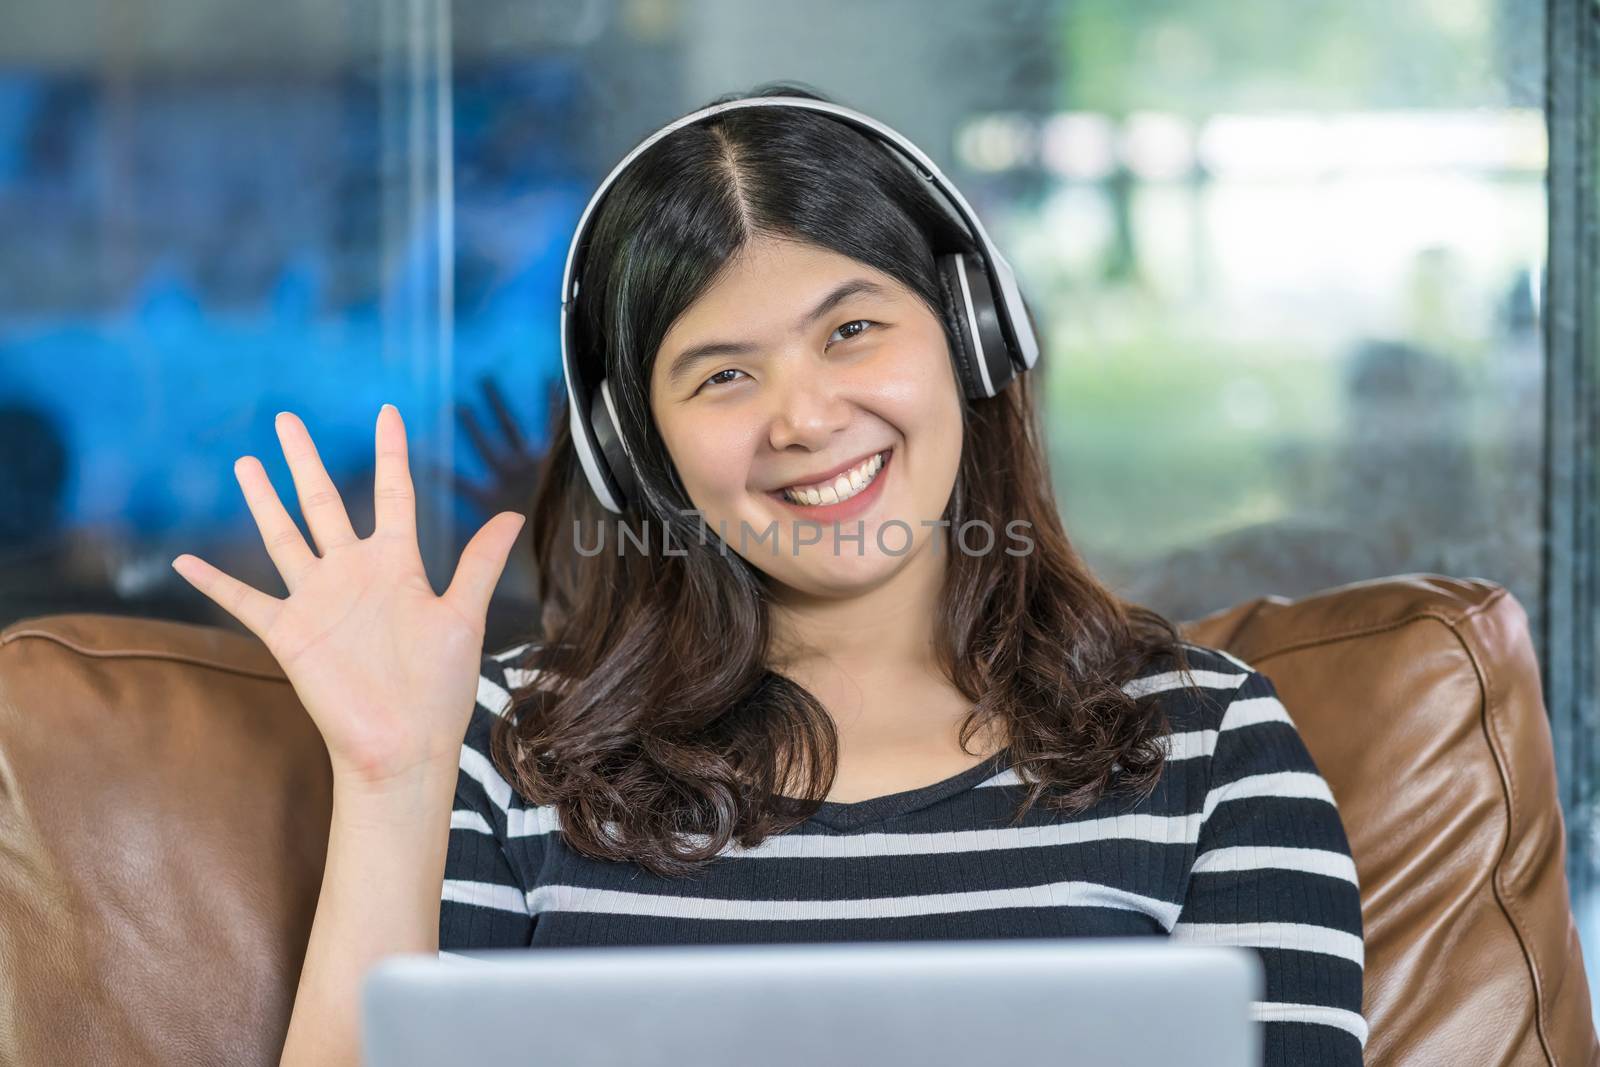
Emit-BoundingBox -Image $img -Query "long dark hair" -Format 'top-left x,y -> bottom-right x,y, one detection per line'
494,80 -> 1199,878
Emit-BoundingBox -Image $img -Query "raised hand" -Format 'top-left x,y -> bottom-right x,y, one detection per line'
434,374 -> 555,521
171,405 -> 526,789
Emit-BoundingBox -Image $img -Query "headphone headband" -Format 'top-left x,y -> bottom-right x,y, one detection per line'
559,95 -> 1040,515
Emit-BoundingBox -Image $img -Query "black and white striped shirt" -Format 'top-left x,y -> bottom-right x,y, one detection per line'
440,642 -> 1365,1065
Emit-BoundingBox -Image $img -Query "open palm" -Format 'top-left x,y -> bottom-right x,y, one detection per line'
172,404 -> 526,788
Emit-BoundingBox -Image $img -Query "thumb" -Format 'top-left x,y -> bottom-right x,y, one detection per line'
442,511 -> 527,621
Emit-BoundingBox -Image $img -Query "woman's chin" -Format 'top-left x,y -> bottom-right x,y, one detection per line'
768,542 -> 916,597
715,490 -> 935,588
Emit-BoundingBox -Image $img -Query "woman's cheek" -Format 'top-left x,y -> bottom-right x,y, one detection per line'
680,430 -> 756,508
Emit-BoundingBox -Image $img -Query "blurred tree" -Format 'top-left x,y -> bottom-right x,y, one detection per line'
1058,0 -> 1525,116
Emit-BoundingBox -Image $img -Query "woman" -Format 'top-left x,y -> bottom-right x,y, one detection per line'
173,82 -> 1364,1067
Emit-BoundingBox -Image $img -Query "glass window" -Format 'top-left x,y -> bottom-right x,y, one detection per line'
0,0 -> 470,633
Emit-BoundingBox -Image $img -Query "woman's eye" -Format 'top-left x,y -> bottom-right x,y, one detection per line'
828,319 -> 877,346
700,367 -> 746,390
697,321 -> 879,392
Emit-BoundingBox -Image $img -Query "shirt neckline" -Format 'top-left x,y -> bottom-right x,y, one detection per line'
798,746 -> 1013,832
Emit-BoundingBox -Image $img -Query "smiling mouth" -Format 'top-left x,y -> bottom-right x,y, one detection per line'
769,448 -> 892,507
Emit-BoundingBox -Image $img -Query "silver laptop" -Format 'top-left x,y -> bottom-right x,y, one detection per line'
364,937 -> 1262,1066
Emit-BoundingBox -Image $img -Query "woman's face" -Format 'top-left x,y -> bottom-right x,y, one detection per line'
647,234 -> 964,600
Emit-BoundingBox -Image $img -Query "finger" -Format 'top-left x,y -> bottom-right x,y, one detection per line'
441,511 -> 527,623
482,376 -> 530,455
171,554 -> 283,639
275,411 -> 359,555
372,404 -> 417,541
234,455 -> 317,592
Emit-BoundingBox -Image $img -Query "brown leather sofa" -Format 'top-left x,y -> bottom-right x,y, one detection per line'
0,572 -> 1595,1066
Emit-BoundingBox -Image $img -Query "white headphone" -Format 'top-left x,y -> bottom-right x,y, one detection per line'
560,95 -> 1041,514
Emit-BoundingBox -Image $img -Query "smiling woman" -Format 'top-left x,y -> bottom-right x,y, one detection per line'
444,81 -> 1366,1065
647,234 -> 965,581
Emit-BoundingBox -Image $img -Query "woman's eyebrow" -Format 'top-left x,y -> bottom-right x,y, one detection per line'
664,278 -> 892,388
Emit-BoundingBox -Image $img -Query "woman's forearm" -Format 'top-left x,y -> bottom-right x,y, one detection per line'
278,762 -> 459,1067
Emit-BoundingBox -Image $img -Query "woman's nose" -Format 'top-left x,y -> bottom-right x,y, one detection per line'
765,355 -> 853,452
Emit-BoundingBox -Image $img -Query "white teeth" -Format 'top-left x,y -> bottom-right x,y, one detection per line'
780,451 -> 886,507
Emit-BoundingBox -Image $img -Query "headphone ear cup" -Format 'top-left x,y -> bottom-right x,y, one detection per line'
589,377 -> 637,511
936,251 -> 1016,399
936,253 -> 983,399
